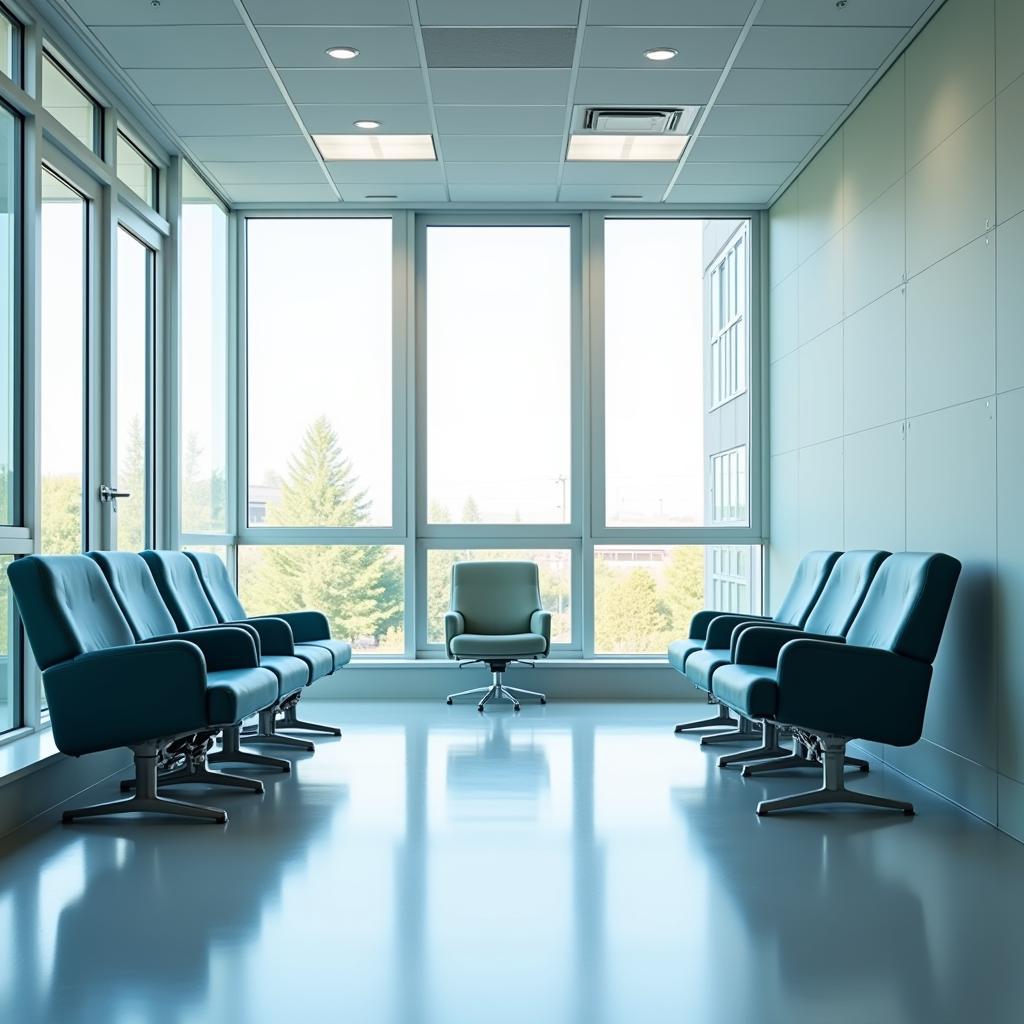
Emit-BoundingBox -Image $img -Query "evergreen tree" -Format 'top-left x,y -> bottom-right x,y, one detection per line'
662,546 -> 705,633
117,416 -> 145,552
593,561 -> 670,653
461,495 -> 481,523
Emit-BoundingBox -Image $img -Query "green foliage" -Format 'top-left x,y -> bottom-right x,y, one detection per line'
181,431 -> 226,533
40,474 -> 82,555
461,495 -> 481,523
117,416 -> 145,551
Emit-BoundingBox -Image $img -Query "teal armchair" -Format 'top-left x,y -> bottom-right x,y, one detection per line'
444,561 -> 550,711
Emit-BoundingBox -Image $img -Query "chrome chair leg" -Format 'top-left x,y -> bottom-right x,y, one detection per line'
504,684 -> 547,704
741,735 -> 871,777
276,701 -> 342,737
699,715 -> 761,746
210,725 -> 290,773
446,686 -> 490,705
717,722 -> 789,768
674,700 -> 736,734
242,708 -> 316,752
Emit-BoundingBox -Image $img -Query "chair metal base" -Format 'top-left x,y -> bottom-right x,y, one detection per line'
699,715 -> 761,746
64,747 -> 227,824
741,735 -> 871,777
121,763 -> 263,794
674,699 -> 736,734
756,735 -> 913,817
447,670 -> 547,712
717,722 -> 788,768
240,708 -> 316,752
210,725 -> 291,773
276,700 -> 342,737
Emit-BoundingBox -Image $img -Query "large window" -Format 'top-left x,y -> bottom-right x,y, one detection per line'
709,228 -> 747,408
0,103 -> 15,524
425,224 -> 572,525
246,218 -> 393,529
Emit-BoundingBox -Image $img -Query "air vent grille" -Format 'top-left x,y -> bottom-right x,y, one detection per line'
571,105 -> 699,137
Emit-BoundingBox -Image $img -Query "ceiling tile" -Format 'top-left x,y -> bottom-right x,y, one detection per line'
224,183 -> 339,202
581,27 -> 739,69
257,27 -> 421,69
434,106 -> 567,133
424,28 -> 577,68
703,103 -> 846,134
203,161 -> 328,184
676,161 -> 795,185
667,184 -> 776,203
419,1 -> 581,26
757,0 -> 932,27
296,104 -> 434,134
95,26 -> 261,68
587,1 -> 753,26
573,68 -> 719,105
242,1 -> 412,25
69,0 -> 240,25
561,161 -> 676,184
158,104 -> 301,136
326,161 -> 445,184
736,26 -> 907,69
689,135 -> 817,161
440,135 -> 563,161
445,162 -> 559,183
429,69 -> 571,105
336,184 -> 448,201
128,69 -> 282,104
450,184 -> 559,201
185,135 -> 316,161
279,69 -> 427,104
557,184 -> 664,201
718,68 -> 874,105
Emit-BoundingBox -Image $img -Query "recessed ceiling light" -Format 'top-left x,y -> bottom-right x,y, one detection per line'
644,47 -> 678,61
326,46 -> 359,60
313,133 -> 437,161
366,194 -> 398,200
353,120 -> 381,129
567,134 -> 688,161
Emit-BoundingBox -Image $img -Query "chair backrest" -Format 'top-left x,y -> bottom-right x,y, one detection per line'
87,551 -> 179,641
449,561 -> 542,636
185,551 -> 247,621
845,552 -> 962,663
774,550 -> 841,626
7,555 -> 135,670
139,550 -> 221,630
802,550 -> 890,636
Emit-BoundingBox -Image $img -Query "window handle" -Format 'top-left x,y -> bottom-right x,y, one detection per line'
99,484 -> 131,511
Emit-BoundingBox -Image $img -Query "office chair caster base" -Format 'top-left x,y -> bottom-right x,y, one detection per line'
214,726 -> 291,772
674,703 -> 736,734
718,723 -> 787,768
276,702 -> 342,737
447,697 -> 453,705
699,717 -> 760,746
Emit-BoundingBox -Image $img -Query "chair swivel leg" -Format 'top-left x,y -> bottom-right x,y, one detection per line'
741,735 -> 871,777
276,696 -> 342,737
717,721 -> 789,768
446,685 -> 489,705
242,708 -> 316,752
674,698 -> 736,734
503,685 -> 547,704
210,725 -> 291,772
700,714 -> 761,746
64,746 -> 228,824
121,736 -> 264,794
756,735 -> 914,816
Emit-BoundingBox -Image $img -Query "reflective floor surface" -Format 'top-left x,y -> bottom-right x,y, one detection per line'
0,701 -> 1022,1024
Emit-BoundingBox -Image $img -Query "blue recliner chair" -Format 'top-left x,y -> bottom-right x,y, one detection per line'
184,550 -> 349,737
671,550 -> 840,742
7,555 -> 280,823
444,561 -> 550,712
139,550 -> 317,754
710,552 -> 961,815
712,549 -> 890,770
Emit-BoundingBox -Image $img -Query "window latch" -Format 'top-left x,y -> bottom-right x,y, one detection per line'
99,484 -> 131,512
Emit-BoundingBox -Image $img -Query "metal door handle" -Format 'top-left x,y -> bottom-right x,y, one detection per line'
99,484 -> 132,511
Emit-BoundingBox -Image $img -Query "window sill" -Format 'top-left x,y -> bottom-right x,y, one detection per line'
0,725 -> 61,788
350,657 -> 672,668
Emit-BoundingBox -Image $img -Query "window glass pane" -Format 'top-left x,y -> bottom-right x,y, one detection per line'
181,165 -> 228,533
425,548 -> 571,646
116,132 -> 155,207
594,545 -> 761,654
115,227 -> 151,551
41,169 -> 86,554
0,105 -> 16,523
238,545 -> 404,654
42,53 -> 99,153
183,544 -> 228,566
426,225 -> 571,524
0,554 -> 13,732
247,219 -> 392,528
0,10 -> 16,81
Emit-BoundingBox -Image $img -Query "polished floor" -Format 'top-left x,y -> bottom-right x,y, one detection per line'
0,701 -> 1022,1024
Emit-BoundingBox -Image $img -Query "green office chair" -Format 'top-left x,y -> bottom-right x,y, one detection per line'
444,561 -> 550,711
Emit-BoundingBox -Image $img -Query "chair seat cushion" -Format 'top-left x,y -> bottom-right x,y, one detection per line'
260,655 -> 309,699
684,648 -> 732,693
206,667 -> 278,725
450,632 -> 547,657
300,639 -> 352,672
668,638 -> 704,674
711,663 -> 780,720
292,643 -> 334,682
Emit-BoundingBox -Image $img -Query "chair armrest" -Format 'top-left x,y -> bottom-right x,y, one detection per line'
240,616 -> 295,656
733,626 -> 842,667
705,614 -> 775,650
260,610 -> 331,643
144,627 -> 259,672
189,620 -> 262,659
776,640 -> 932,746
689,609 -> 770,640
444,612 -> 465,658
530,610 -> 551,652
42,641 -> 210,756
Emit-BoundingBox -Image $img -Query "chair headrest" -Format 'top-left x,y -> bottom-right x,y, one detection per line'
774,550 -> 841,626
803,550 -> 890,636
185,551 -> 246,621
87,551 -> 178,641
139,550 -> 220,630
450,561 -> 542,636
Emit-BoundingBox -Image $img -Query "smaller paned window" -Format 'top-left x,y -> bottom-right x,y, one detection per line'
710,445 -> 747,525
116,132 -> 157,208
0,7 -> 18,81
708,228 -> 746,408
42,51 -> 101,154
708,545 -> 752,614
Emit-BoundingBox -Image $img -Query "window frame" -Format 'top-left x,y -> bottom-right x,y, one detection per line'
115,129 -> 158,211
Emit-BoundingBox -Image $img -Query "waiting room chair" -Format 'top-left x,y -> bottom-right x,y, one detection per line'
7,555 -> 279,823
709,552 -> 961,815
444,561 -> 550,711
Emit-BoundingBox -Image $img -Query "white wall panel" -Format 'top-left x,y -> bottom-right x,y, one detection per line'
797,231 -> 843,345
843,422 -> 905,553
798,323 -> 843,446
997,212 -> 1024,393
844,180 -> 905,315
843,288 -> 905,435
798,439 -> 844,552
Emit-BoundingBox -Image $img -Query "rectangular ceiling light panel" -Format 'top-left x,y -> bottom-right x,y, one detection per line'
313,133 -> 437,160
566,134 -> 688,161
